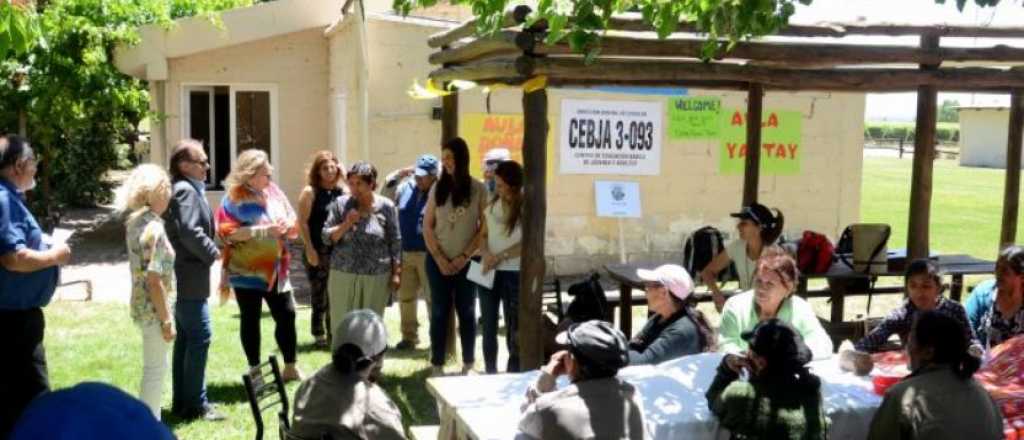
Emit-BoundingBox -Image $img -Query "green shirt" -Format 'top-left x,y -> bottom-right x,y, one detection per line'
706,360 -> 830,440
718,290 -> 834,360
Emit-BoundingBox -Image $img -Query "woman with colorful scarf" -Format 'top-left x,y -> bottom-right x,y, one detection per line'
216,149 -> 303,382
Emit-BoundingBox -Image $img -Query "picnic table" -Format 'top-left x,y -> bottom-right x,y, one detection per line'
426,352 -> 882,440
605,253 -> 994,337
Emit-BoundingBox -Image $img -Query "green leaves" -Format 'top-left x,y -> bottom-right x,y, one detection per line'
0,2 -> 40,59
396,0 -> 1016,61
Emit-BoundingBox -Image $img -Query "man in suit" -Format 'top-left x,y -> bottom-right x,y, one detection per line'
163,139 -> 224,421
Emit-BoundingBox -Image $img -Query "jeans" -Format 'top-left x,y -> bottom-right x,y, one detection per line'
139,321 -> 169,420
0,308 -> 49,438
303,251 -> 331,339
425,255 -> 477,367
479,270 -> 521,374
172,298 -> 211,415
236,286 -> 297,367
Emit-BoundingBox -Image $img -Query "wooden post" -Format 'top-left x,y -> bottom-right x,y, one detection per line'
907,35 -> 940,261
519,87 -> 548,370
1001,89 -> 1024,248
742,84 -> 764,206
441,88 -> 458,143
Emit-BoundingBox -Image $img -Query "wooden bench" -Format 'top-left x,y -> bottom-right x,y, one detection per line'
409,425 -> 440,440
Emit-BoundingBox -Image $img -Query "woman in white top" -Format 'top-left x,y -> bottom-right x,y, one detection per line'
479,160 -> 523,374
701,202 -> 784,312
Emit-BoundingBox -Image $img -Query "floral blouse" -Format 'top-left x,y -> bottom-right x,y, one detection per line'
127,210 -> 176,326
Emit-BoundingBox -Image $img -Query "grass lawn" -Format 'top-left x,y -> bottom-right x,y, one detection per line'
43,300 -> 440,440
38,156 -> 1014,439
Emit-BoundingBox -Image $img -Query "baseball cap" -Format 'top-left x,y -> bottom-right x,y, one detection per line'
730,202 -> 775,227
741,319 -> 812,369
637,264 -> 694,301
333,309 -> 388,359
414,154 -> 439,177
10,382 -> 174,440
555,320 -> 629,370
483,148 -> 511,170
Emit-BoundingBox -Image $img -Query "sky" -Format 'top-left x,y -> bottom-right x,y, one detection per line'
785,0 -> 1024,121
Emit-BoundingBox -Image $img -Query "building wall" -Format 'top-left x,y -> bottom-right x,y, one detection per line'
460,88 -> 865,275
959,108 -> 1021,169
162,28 -> 330,207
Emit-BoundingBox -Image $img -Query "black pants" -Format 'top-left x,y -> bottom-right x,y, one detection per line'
0,308 -> 49,437
236,286 -> 297,367
302,252 -> 331,339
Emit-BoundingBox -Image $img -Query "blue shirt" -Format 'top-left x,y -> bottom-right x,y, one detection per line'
0,178 -> 59,310
394,178 -> 429,252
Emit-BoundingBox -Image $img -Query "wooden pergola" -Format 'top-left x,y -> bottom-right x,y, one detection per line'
426,7 -> 1024,369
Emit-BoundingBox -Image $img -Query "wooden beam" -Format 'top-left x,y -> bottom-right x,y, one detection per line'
523,57 -> 1024,92
519,87 -> 548,370
427,5 -> 532,49
428,56 -> 524,83
596,14 -> 1024,39
546,77 -> 1016,94
530,35 -> 1024,66
743,84 -> 764,206
441,88 -> 458,144
908,35 -> 940,261
429,31 -> 529,65
1002,89 -> 1024,248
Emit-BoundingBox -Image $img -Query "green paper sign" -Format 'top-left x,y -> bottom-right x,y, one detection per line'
667,96 -> 722,139
719,109 -> 803,175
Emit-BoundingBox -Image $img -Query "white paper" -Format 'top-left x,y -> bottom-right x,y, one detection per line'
559,98 -> 663,175
594,181 -> 642,218
466,260 -> 495,289
50,228 -> 74,246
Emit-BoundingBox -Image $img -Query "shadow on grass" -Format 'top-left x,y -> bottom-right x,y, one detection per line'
386,347 -> 432,360
207,380 -> 251,405
380,366 -> 439,426
297,341 -> 331,355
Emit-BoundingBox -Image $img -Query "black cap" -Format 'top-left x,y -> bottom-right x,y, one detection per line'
730,202 -> 775,227
742,319 -> 812,369
555,320 -> 629,370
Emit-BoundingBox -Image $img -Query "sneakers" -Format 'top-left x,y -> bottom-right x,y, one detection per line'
178,403 -> 226,421
395,340 -> 417,351
461,363 -> 477,375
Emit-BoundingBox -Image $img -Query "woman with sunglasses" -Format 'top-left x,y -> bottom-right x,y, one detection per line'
701,203 -> 784,312
718,246 -> 834,360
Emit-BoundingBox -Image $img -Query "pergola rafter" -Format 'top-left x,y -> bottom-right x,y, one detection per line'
425,8 -> 1024,369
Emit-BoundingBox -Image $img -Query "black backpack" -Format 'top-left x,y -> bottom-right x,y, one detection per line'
683,226 -> 735,282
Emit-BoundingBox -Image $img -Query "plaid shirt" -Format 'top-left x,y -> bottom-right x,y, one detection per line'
855,297 -> 976,353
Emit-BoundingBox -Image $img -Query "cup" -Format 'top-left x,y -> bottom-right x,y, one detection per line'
872,374 -> 901,396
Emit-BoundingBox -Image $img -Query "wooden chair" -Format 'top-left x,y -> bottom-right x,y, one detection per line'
242,355 -> 290,440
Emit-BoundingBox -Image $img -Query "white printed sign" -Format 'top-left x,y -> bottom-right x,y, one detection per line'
595,181 -> 642,218
559,99 -> 663,175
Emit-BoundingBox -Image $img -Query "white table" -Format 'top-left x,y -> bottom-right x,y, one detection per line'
426,353 -> 882,440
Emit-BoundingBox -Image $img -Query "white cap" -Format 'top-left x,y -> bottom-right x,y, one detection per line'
483,148 -> 512,170
637,264 -> 695,301
333,309 -> 388,358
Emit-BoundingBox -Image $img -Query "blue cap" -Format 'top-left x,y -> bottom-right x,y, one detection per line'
414,154 -> 439,177
10,382 -> 174,440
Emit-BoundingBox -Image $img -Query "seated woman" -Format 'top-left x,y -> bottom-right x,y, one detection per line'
718,246 -> 834,360
867,311 -> 1003,440
965,245 -> 1024,350
841,259 -> 978,374
701,203 -> 784,311
706,319 -> 829,440
629,264 -> 716,365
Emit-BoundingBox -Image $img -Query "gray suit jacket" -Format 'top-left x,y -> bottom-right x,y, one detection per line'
163,178 -> 220,299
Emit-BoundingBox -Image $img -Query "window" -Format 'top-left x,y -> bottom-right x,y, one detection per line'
182,84 -> 278,190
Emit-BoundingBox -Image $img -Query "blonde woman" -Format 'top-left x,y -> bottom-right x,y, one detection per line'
118,163 -> 176,420
216,150 -> 303,381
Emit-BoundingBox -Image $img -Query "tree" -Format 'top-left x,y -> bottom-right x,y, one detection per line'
393,0 -> 1015,58
0,0 -> 255,217
0,1 -> 42,59
939,99 -> 960,123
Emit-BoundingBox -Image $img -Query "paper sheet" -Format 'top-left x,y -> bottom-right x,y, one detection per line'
467,260 -> 495,289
